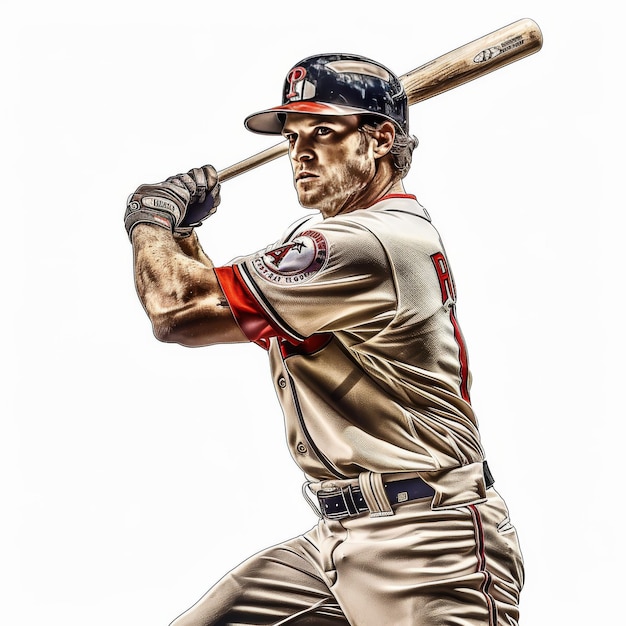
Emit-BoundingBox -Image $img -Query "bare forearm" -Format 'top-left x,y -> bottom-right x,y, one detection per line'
175,231 -> 214,267
131,225 -> 246,346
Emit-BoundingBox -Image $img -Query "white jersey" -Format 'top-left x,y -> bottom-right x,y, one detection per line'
215,194 -> 488,507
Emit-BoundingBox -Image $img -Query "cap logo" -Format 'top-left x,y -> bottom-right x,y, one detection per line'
286,66 -> 307,100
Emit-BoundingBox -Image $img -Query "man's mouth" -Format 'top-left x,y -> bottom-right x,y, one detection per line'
296,171 -> 318,182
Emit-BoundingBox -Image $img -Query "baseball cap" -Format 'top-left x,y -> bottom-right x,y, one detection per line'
244,53 -> 408,136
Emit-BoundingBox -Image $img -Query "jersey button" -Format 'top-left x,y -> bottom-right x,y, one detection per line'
296,442 -> 308,454
278,377 -> 287,389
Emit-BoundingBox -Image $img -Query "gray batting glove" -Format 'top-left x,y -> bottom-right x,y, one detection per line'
124,165 -> 221,240
124,179 -> 191,240
168,165 -> 221,238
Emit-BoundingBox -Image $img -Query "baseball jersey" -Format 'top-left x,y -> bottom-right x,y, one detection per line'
215,194 -> 489,507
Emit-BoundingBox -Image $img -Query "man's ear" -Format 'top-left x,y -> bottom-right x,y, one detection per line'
372,121 -> 396,159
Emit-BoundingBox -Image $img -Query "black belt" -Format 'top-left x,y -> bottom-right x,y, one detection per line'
317,461 -> 494,521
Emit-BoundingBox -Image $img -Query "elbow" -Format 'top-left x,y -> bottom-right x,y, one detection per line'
141,296 -> 201,346
140,286 -> 244,347
150,314 -> 180,344
151,317 -> 200,347
148,310 -> 224,348
145,306 -> 191,345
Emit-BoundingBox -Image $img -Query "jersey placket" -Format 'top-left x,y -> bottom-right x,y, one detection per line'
280,344 -> 348,481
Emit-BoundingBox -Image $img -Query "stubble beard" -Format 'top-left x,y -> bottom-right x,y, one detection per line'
296,161 -> 374,217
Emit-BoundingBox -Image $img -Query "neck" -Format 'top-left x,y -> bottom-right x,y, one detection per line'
323,163 -> 404,218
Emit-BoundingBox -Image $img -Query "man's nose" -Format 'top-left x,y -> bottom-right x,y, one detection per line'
291,136 -> 314,162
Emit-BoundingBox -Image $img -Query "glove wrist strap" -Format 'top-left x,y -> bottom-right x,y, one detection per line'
125,208 -> 174,240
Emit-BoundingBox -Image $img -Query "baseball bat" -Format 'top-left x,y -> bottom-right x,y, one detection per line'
217,18 -> 542,182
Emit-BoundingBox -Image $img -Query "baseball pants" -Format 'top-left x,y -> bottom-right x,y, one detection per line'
169,487 -> 524,626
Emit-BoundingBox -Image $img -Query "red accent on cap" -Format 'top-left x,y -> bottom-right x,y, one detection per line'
270,102 -> 362,115
244,101 -> 366,134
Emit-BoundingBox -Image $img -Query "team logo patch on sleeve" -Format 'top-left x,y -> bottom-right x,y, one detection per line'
252,230 -> 328,285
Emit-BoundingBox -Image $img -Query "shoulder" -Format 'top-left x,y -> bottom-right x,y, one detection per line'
314,195 -> 435,246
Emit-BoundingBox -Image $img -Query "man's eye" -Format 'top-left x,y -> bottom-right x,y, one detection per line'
316,127 -> 331,136
284,133 -> 296,143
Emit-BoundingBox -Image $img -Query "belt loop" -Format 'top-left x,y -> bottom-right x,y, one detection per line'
358,472 -> 394,517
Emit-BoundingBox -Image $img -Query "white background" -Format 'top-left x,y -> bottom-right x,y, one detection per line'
1,1 -> 621,624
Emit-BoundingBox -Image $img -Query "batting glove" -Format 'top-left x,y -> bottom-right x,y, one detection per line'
124,165 -> 221,240
168,165 -> 221,238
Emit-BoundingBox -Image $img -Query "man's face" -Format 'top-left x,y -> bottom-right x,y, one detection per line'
282,114 -> 377,218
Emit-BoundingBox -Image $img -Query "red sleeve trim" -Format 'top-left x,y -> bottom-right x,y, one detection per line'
214,265 -> 284,350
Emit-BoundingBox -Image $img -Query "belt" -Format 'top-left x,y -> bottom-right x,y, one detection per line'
317,461 -> 495,521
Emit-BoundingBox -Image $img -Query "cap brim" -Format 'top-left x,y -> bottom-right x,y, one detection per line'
244,101 -> 366,135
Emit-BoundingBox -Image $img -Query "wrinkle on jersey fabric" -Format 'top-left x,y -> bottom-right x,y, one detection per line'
215,196 -> 486,504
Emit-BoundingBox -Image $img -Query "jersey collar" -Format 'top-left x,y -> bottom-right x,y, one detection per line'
369,194 -> 431,221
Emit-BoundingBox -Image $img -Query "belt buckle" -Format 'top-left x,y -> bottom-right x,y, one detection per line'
301,482 -> 324,519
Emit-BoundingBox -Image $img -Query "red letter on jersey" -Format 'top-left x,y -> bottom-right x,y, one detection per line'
431,252 -> 456,305
431,252 -> 470,403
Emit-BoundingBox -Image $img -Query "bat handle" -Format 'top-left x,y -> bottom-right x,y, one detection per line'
217,141 -> 288,182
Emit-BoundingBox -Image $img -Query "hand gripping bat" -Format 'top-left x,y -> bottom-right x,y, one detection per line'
217,18 -> 543,182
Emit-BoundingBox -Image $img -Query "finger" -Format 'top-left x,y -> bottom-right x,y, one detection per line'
189,167 -> 207,190
201,164 -> 218,189
165,175 -> 187,190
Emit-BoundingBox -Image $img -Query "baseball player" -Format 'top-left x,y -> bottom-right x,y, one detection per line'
125,54 -> 524,625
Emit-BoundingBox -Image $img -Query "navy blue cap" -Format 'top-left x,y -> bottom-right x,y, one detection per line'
245,53 -> 408,135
